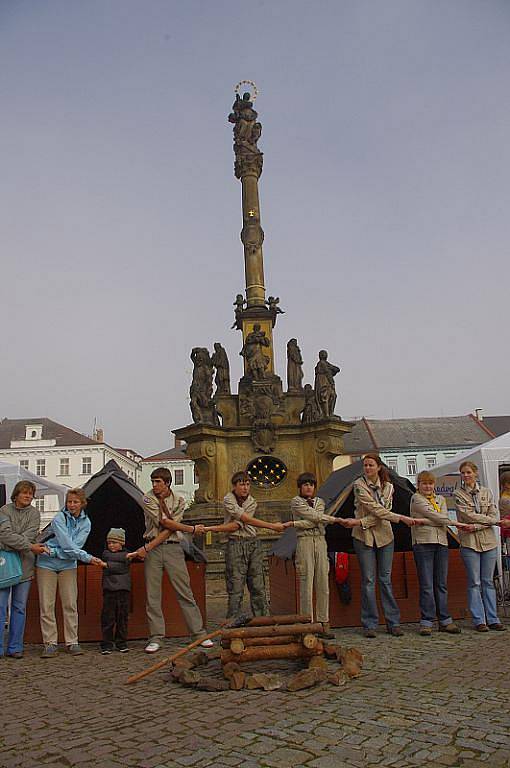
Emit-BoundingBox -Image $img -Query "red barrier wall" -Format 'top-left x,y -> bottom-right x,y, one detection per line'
269,550 -> 468,627
23,561 -> 206,642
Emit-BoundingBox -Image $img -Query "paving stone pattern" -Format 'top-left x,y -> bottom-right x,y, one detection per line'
1,619 -> 509,768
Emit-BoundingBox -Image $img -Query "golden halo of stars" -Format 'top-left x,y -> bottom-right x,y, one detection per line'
247,456 -> 287,488
234,80 -> 259,101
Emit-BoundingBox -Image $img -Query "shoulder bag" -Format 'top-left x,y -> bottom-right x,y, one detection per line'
0,549 -> 23,589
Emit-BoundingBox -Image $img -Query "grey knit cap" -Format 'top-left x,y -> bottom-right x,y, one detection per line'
106,527 -> 125,544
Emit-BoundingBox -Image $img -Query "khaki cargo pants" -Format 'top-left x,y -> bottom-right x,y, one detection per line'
225,537 -> 268,618
295,534 -> 330,624
144,543 -> 205,642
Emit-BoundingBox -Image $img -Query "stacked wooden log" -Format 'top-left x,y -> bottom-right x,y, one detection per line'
220,613 -> 324,665
169,613 -> 364,692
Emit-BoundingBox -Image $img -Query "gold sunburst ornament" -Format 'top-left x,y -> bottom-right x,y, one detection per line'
235,80 -> 259,101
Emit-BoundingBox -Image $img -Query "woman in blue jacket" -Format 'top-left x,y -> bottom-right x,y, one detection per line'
36,488 -> 106,658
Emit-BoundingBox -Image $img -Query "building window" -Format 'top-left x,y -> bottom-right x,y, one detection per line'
386,457 -> 398,472
406,456 -> 417,476
82,457 -> 92,475
59,458 -> 70,476
174,469 -> 184,485
426,455 -> 436,469
19,459 -> 29,471
34,498 -> 45,512
36,459 -> 46,477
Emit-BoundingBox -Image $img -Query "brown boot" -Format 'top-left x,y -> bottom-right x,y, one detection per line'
439,623 -> 461,634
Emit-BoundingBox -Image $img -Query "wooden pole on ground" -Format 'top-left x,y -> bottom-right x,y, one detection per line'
221,641 -> 324,665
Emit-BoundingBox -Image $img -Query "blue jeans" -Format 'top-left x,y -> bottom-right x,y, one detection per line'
460,546 -> 499,626
413,543 -> 452,627
353,539 -> 400,629
0,579 -> 32,655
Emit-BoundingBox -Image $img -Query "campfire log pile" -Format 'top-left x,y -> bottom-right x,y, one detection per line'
169,614 -> 363,692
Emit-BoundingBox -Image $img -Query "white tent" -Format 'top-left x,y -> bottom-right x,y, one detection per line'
431,431 -> 510,500
431,431 -> 510,603
0,460 -> 67,508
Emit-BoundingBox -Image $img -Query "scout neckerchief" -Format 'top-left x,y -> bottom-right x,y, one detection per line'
462,482 -> 481,514
365,477 -> 390,509
158,490 -> 172,521
424,493 -> 442,515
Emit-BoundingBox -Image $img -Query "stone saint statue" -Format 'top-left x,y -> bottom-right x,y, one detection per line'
231,293 -> 246,328
266,296 -> 284,315
240,323 -> 270,380
301,384 -> 321,424
228,92 -> 263,178
313,350 -> 340,418
189,347 -> 218,424
211,342 -> 231,395
286,338 -> 304,392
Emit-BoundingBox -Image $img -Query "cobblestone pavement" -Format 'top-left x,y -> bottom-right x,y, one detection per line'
1,616 -> 509,768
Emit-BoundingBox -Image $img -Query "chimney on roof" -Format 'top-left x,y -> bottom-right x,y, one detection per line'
95,427 -> 104,442
474,408 -> 483,422
174,436 -> 183,449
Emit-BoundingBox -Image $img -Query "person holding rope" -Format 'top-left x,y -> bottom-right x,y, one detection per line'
284,472 -> 348,640
454,460 -> 507,632
410,471 -> 473,636
129,467 -> 211,653
342,454 -> 427,638
203,471 -> 285,619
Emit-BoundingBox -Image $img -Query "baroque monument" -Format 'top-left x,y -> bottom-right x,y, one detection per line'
175,84 -> 352,521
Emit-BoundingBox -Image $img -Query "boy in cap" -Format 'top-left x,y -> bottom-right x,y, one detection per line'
100,527 -> 131,654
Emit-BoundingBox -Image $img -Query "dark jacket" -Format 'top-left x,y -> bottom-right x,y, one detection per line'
102,549 -> 131,592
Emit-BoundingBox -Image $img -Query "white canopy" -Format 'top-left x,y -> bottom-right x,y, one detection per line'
0,460 -> 67,507
431,431 -> 510,594
431,431 -> 510,500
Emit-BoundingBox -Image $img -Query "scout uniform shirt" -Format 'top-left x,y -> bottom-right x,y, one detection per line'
290,495 -> 339,536
143,489 -> 185,543
454,484 -> 498,552
410,493 -> 451,546
223,492 -> 257,539
352,476 -> 400,548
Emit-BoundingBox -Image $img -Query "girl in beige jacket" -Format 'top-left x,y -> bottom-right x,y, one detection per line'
454,461 -> 507,632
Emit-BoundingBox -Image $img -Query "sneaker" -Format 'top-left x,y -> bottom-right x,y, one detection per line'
118,647 -> 129,653
200,638 -> 214,648
41,644 -> 58,659
475,624 -> 489,632
145,641 -> 161,654
363,628 -> 377,638
419,627 -> 432,637
101,649 -> 113,655
67,644 -> 84,656
488,623 -> 506,631
439,623 -> 461,634
7,651 -> 24,659
387,625 -> 404,637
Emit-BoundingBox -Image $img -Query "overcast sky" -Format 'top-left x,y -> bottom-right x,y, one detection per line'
2,0 -> 509,455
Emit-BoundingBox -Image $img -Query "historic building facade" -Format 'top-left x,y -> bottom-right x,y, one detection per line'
339,414 -> 495,482
0,418 -> 142,522
138,440 -> 198,506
